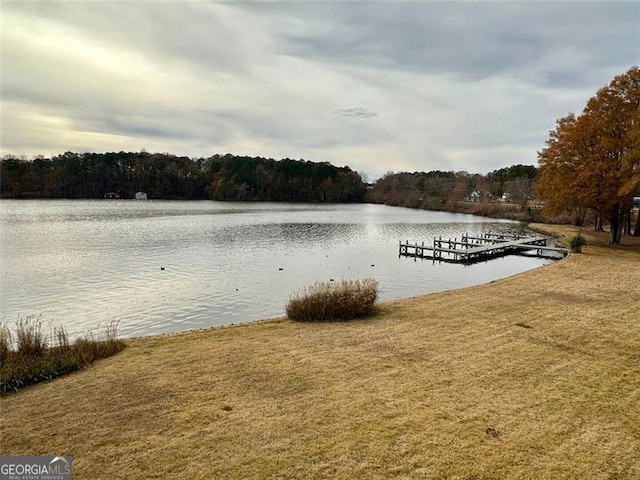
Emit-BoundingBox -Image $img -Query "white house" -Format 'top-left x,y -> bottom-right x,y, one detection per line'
468,191 -> 481,202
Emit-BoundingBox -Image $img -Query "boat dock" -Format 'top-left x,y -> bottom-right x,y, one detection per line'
399,232 -> 569,264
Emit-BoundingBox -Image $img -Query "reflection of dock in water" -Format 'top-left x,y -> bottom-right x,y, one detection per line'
399,232 -> 569,264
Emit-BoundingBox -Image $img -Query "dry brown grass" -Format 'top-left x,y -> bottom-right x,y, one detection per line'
1,224 -> 639,479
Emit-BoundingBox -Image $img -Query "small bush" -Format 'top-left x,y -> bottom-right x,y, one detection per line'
570,235 -> 587,253
286,278 -> 379,321
1,318 -> 126,395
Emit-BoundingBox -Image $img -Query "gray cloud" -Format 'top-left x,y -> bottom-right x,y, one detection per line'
270,2 -> 637,85
1,1 -> 638,180
334,107 -> 378,118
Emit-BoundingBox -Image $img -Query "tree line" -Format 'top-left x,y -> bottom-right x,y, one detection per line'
0,152 -> 366,203
365,165 -> 540,221
1,149 -> 542,219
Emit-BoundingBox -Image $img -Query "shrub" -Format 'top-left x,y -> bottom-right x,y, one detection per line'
286,278 -> 379,321
570,235 -> 587,253
1,319 -> 126,395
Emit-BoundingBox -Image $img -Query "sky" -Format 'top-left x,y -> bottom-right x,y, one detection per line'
1,1 -> 638,180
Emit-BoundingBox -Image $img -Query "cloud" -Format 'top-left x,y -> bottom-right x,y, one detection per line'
1,0 -> 638,180
270,2 -> 637,86
334,107 -> 378,119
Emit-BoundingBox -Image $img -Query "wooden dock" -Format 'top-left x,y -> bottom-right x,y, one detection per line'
399,232 -> 569,264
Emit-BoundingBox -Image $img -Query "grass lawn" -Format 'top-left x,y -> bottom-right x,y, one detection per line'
1,224 -> 639,479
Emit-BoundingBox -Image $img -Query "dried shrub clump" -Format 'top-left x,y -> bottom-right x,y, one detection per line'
286,278 -> 379,321
1,316 -> 126,395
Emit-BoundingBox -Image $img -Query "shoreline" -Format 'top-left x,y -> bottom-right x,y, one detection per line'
2,223 -> 639,479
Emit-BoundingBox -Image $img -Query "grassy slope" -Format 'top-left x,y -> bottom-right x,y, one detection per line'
1,225 -> 639,480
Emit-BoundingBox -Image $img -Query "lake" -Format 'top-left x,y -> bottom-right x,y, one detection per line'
0,200 -> 554,339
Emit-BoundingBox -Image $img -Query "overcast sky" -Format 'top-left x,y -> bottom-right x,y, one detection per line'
1,1 -> 638,180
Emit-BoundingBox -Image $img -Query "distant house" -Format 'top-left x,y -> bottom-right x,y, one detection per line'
135,192 -> 148,200
468,191 -> 481,202
104,192 -> 120,199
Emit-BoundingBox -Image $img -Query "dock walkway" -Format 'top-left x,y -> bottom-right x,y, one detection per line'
399,232 -> 568,264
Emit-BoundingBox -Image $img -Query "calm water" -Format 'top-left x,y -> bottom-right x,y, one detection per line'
0,200 -> 553,338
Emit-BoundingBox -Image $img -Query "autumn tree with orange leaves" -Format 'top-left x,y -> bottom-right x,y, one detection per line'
537,66 -> 640,245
